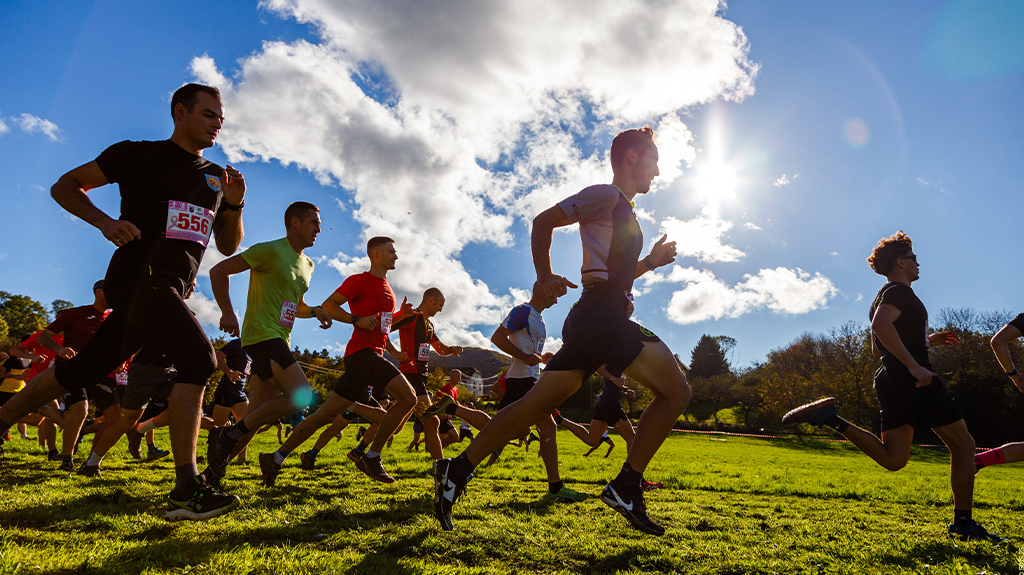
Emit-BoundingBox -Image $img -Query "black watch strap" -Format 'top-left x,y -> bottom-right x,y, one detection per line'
223,200 -> 244,211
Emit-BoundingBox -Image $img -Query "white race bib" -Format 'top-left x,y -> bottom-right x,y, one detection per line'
115,371 -> 128,385
165,201 -> 215,246
417,342 -> 431,362
243,360 -> 252,377
380,311 -> 393,334
279,301 -> 298,328
533,336 -> 545,355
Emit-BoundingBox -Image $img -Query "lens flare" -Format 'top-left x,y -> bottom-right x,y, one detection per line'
844,118 -> 870,147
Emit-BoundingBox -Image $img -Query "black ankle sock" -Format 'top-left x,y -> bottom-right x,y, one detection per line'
227,420 -> 250,440
174,463 -> 199,492
953,509 -> 972,527
615,462 -> 643,487
445,404 -> 459,416
452,452 -> 475,484
553,413 -> 564,425
549,480 -> 564,494
602,436 -> 613,445
147,442 -> 157,449
823,414 -> 849,433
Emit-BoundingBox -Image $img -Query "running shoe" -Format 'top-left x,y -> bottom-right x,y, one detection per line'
200,468 -> 224,492
77,463 -> 101,477
164,477 -> 240,521
948,520 -> 1006,543
549,486 -> 588,503
300,451 -> 316,471
347,448 -> 362,463
58,458 -> 75,472
355,454 -> 395,483
642,479 -> 665,492
126,429 -> 143,459
781,397 -> 837,427
259,452 -> 282,487
422,396 -> 455,418
601,480 -> 665,536
206,427 -> 238,477
47,449 -> 61,461
433,458 -> 471,531
356,426 -> 367,441
147,447 -> 171,461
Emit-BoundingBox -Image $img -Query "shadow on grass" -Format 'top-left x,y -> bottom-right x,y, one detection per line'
755,436 -> 954,465
875,539 -> 1015,571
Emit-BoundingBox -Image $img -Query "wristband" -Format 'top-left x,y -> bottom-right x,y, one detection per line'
1007,369 -> 1019,377
643,255 -> 654,271
350,315 -> 361,325
223,200 -> 244,211
311,306 -> 322,318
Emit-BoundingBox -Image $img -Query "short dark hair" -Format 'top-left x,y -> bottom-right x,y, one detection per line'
610,126 -> 656,171
423,287 -> 443,301
284,201 -> 319,229
868,230 -> 913,276
367,236 -> 395,255
170,83 -> 221,119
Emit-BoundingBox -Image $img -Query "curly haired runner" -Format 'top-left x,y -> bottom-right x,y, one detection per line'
783,231 -> 1003,542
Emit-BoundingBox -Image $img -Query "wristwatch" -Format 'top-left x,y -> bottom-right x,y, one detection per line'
350,315 -> 361,325
223,200 -> 244,211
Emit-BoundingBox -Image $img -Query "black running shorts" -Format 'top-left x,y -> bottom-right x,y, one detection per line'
90,378 -> 123,413
545,287 -> 660,377
333,349 -> 402,403
54,273 -> 216,391
242,338 -> 297,382
874,369 -> 963,431
438,419 -> 455,434
413,418 -> 424,434
404,372 -> 429,397
140,396 -> 168,421
212,385 -> 248,408
593,401 -> 627,426
121,363 -> 176,411
0,391 -> 16,406
497,377 -> 536,410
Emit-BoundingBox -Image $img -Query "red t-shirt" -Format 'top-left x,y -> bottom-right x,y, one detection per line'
336,272 -> 396,357
46,305 -> 107,357
434,383 -> 459,420
392,313 -> 443,375
18,331 -> 62,382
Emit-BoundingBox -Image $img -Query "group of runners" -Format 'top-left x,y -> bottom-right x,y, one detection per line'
0,82 -> 1019,542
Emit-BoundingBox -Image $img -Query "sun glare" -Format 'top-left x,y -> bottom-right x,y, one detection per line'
687,113 -> 743,211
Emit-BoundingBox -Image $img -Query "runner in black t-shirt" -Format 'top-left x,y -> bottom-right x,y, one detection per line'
971,314 -> 1024,473
783,231 -> 1001,542
433,127 -> 687,535
0,84 -> 242,521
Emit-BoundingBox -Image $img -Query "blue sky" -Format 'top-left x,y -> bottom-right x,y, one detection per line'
2,0 -> 1022,369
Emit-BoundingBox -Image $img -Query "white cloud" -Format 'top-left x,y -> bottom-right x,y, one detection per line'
774,174 -> 790,187
198,245 -> 231,277
743,222 -> 761,231
15,114 -> 60,141
658,207 -> 745,263
0,118 -> 8,136
191,0 -> 758,344
185,291 -> 224,328
916,177 -> 949,195
648,265 -> 838,324
543,336 -> 563,355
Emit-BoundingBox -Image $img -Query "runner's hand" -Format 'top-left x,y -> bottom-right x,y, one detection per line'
541,352 -> 554,364
30,353 -> 46,364
522,353 -> 543,367
313,307 -> 333,329
611,375 -> 626,387
395,297 -> 416,320
927,331 -> 959,347
57,346 -> 76,360
219,312 -> 240,337
647,234 -> 677,269
394,351 -> 409,363
625,389 -> 636,400
226,369 -> 243,383
910,364 -> 937,388
222,165 -> 246,205
354,315 -> 378,331
536,272 -> 577,300
1011,373 -> 1024,393
100,219 -> 142,248
451,346 -> 463,357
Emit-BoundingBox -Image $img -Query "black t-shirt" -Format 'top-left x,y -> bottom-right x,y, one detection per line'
596,378 -> 622,406
1008,313 -> 1024,334
95,140 -> 225,294
218,338 -> 251,388
869,281 -> 930,380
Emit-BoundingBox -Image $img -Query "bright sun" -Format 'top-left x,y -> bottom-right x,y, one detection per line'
688,115 -> 742,210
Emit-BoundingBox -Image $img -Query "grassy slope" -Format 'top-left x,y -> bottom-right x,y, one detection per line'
0,427 -> 1021,574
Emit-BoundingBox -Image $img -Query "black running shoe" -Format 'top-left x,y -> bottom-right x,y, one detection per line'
601,480 -> 665,536
200,467 -> 224,492
356,426 -> 366,441
164,477 -> 240,521
77,463 -> 101,477
433,458 -> 471,531
207,427 -> 238,477
355,454 -> 395,483
58,458 -> 75,472
300,451 -> 316,471
781,397 -> 837,427
259,452 -> 282,487
147,446 -> 171,461
47,449 -> 60,461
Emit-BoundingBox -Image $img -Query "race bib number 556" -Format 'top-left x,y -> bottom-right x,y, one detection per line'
166,201 -> 215,247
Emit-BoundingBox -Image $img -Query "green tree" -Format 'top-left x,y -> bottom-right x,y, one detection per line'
0,291 -> 50,341
689,334 -> 731,379
51,299 -> 75,319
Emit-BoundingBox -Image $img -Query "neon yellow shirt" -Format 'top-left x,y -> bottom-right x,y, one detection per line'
240,237 -> 315,347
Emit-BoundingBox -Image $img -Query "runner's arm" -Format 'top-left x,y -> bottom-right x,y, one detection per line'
37,329 -> 74,360
990,323 -> 1024,392
211,165 -> 245,256
8,344 -> 44,364
321,292 -> 377,330
870,303 -> 936,387
210,254 -> 250,337
490,325 -> 541,366
214,349 -> 241,383
297,299 -> 332,329
51,161 -> 141,247
634,234 -> 677,279
531,206 -> 578,297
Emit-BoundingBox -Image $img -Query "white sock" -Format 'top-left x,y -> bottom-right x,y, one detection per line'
366,450 -> 381,459
86,452 -> 103,467
273,451 -> 287,465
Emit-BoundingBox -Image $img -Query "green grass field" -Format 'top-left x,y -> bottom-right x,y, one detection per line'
1,426 -> 1021,574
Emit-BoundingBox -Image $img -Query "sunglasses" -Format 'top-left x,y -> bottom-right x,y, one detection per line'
902,254 -> 917,263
